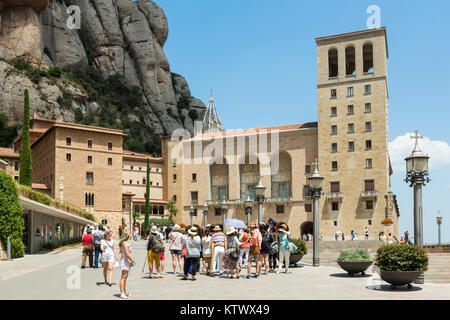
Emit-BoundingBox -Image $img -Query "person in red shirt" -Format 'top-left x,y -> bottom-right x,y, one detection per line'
81,228 -> 94,268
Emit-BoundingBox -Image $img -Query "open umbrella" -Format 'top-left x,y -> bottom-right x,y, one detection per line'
224,218 -> 247,229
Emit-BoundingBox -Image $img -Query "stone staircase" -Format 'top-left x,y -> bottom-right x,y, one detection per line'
301,240 -> 381,266
424,253 -> 450,284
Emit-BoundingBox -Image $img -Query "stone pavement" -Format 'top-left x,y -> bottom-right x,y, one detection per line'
0,240 -> 449,300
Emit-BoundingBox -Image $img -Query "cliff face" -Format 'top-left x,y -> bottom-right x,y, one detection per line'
0,0 -> 205,139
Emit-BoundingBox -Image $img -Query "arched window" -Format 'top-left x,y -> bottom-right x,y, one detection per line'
159,206 -> 164,215
328,48 -> 338,77
363,43 -> 374,73
152,206 -> 158,215
210,157 -> 229,202
345,46 -> 356,75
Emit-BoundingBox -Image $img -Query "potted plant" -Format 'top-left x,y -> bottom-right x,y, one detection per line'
381,218 -> 393,226
289,238 -> 307,266
375,244 -> 428,289
336,247 -> 373,276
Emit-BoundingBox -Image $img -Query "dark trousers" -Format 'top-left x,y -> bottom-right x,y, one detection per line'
269,253 -> 278,269
94,244 -> 101,268
184,257 -> 199,276
82,245 -> 93,267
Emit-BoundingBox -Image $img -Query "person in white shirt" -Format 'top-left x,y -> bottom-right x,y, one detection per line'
100,230 -> 118,286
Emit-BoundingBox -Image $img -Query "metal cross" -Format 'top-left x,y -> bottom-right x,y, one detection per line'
312,158 -> 319,172
410,130 -> 423,149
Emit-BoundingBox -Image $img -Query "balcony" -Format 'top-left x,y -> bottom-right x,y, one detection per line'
326,192 -> 344,202
266,196 -> 293,204
361,190 -> 378,200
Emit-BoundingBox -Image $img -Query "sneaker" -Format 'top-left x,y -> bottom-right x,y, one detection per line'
284,269 -> 289,274
276,270 -> 280,274
120,293 -> 128,299
246,275 -> 252,279
254,274 -> 259,279
125,292 -> 131,297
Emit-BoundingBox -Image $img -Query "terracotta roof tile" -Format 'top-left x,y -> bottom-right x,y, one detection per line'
0,147 -> 20,158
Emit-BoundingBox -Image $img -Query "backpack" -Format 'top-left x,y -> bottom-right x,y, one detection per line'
226,236 -> 239,260
148,234 -> 164,253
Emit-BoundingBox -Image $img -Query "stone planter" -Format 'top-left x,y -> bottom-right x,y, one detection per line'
337,261 -> 373,276
289,253 -> 304,266
379,270 -> 422,289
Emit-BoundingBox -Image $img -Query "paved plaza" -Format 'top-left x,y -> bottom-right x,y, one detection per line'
0,240 -> 449,300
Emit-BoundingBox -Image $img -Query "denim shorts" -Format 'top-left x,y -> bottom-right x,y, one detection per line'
170,249 -> 182,255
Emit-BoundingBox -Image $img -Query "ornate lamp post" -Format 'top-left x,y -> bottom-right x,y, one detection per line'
203,202 -> 208,228
254,177 -> 266,225
245,194 -> 253,226
308,159 -> 324,267
221,199 -> 228,229
404,130 -> 430,284
436,211 -> 442,246
189,204 -> 195,226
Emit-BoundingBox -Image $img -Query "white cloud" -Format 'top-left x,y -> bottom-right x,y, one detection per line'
389,133 -> 450,172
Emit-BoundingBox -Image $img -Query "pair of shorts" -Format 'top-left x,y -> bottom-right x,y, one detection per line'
160,251 -> 165,260
148,251 -> 161,265
202,253 -> 212,259
101,253 -> 115,263
170,249 -> 182,255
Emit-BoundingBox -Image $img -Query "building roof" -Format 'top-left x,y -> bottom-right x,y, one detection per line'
193,122 -> 318,140
31,122 -> 127,148
0,147 -> 20,158
122,150 -> 163,162
32,183 -> 49,190
132,198 -> 168,204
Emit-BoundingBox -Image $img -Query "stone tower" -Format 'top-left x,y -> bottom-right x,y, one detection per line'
201,92 -> 224,134
315,28 -> 398,239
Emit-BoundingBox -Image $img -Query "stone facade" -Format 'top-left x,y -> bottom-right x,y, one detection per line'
0,147 -> 20,181
316,28 -> 398,239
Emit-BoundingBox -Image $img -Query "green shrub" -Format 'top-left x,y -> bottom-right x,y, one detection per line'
0,171 -> 25,258
43,238 -> 81,250
291,238 -> 307,254
375,244 -> 428,271
19,185 -> 52,205
0,113 -> 19,147
148,218 -> 175,227
337,247 -> 372,262
48,66 -> 62,78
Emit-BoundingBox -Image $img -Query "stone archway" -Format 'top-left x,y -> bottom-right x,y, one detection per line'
300,221 -> 313,237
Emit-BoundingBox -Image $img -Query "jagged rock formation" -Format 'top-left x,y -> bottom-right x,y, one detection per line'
0,0 -> 206,140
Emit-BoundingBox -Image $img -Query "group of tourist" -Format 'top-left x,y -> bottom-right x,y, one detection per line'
334,226 -> 370,241
80,219 -> 295,299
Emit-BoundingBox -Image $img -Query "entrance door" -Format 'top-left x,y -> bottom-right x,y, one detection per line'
300,221 -> 313,238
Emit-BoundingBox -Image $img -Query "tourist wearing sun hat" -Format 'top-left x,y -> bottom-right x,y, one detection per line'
168,224 -> 184,274
210,225 -> 227,276
146,226 -> 165,278
181,226 -> 201,280
224,226 -> 241,278
277,222 -> 291,274
247,222 -> 262,279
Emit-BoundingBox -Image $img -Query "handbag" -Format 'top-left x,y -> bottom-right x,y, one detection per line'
287,236 -> 297,254
114,260 -> 120,268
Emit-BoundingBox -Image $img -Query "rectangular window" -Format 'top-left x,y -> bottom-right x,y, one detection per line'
87,140 -> 92,148
173,195 -> 177,203
276,205 -> 285,214
330,181 -> 340,193
348,123 -> 354,133
87,156 -> 92,164
66,153 -> 71,161
331,143 -> 338,153
192,208 -> 198,216
173,174 -> 177,180
191,191 -> 198,204
365,103 -> 372,113
365,84 -> 371,94
331,161 -> 338,171
347,105 -> 354,115
305,165 -> 311,174
108,142 -> 112,150
278,182 -> 288,198
365,122 -> 372,132
129,180 -> 132,184
304,203 -> 312,212
303,185 -> 312,198
347,87 -> 354,97
368,220 -> 372,226
66,137 -> 71,146
143,178 -> 146,185
331,125 -> 337,135
365,179 -> 375,192
192,173 -> 197,181
348,141 -> 355,151
108,158 -> 112,166
215,208 -> 221,216
14,161 -> 19,171
332,202 -> 339,211
366,159 -> 373,169
331,89 -> 337,98
218,186 -> 228,201
366,200 -> 374,210
14,176 -> 18,181
330,107 -> 337,116
86,172 -> 93,185
173,159 -> 177,167
334,220 -> 338,226
365,140 -> 372,150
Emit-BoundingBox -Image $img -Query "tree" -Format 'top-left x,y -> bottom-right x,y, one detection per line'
0,113 -> 19,147
0,171 -> 25,258
19,89 -> 32,187
167,199 -> 178,220
143,158 -> 150,234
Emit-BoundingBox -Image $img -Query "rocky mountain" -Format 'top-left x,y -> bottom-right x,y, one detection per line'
0,0 -> 206,154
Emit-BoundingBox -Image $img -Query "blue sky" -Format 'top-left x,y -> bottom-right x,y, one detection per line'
154,0 -> 450,243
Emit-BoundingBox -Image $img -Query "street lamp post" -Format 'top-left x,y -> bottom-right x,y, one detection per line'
404,130 -> 430,284
203,202 -> 208,229
254,177 -> 266,225
189,204 -> 195,226
245,195 -> 253,226
436,211 -> 442,246
221,199 -> 228,229
308,159 -> 324,267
